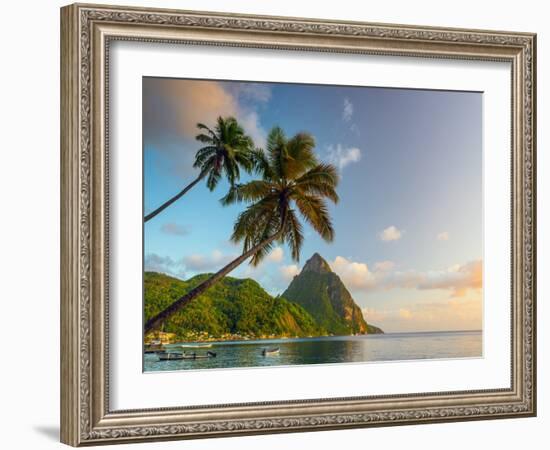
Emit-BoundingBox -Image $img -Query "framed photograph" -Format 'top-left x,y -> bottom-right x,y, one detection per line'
60,3 -> 537,446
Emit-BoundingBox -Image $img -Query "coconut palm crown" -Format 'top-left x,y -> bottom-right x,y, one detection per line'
144,116 -> 254,222
194,116 -> 255,191
222,126 -> 340,265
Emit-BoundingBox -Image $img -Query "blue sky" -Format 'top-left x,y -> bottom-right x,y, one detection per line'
143,77 -> 483,332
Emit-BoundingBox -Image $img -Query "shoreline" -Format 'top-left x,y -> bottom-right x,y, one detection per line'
145,329 -> 480,347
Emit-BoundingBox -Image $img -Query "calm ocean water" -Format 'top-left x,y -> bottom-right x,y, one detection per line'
144,330 -> 482,372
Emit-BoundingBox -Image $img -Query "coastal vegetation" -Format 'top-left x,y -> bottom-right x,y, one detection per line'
144,271 -> 324,341
144,253 -> 383,343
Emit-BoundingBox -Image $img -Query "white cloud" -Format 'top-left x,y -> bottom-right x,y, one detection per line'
331,256 -> 376,290
279,264 -> 300,282
182,249 -> 235,272
266,247 -> 284,263
437,231 -> 450,241
416,260 -> 482,297
330,255 -> 482,298
235,109 -> 267,149
326,144 -> 361,171
144,253 -> 185,279
229,83 -> 272,103
379,225 -> 403,242
342,97 -> 354,122
160,222 -> 190,236
144,253 -> 177,272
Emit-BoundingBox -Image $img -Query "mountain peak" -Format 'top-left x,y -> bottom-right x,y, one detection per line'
302,253 -> 332,274
283,252 -> 380,335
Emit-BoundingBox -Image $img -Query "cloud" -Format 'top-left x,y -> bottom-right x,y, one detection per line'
279,264 -> 300,282
326,144 -> 361,171
236,110 -> 267,149
143,78 -> 268,177
331,256 -> 377,290
144,78 -> 236,140
330,256 -> 482,297
228,82 -> 272,103
362,296 -> 482,333
417,260 -> 482,297
266,247 -> 284,263
160,222 -> 190,236
379,225 -> 403,242
144,253 -> 177,272
437,231 -> 450,241
342,97 -> 354,122
144,253 -> 185,279
182,249 -> 235,272
145,248 -> 240,279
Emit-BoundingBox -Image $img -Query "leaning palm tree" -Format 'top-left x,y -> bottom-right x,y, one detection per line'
144,127 -> 339,334
144,116 -> 254,222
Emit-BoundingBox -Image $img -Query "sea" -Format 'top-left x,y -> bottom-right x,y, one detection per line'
143,330 -> 482,372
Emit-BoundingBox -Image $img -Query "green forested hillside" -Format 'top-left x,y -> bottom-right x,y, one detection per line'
144,272 -> 323,340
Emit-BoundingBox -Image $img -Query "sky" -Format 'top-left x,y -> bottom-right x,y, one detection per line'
143,77 -> 483,333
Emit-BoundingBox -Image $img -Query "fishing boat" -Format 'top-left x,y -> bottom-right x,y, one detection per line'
180,351 -> 217,359
262,347 -> 280,356
144,343 -> 165,354
176,343 -> 213,349
158,352 -> 184,361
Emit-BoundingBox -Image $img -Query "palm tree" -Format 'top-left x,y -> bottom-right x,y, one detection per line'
144,116 -> 254,222
144,127 -> 339,334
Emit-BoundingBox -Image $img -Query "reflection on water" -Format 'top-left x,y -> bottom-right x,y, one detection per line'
144,330 -> 482,372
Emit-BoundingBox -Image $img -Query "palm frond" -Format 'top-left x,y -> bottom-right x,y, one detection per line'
284,208 -> 304,261
195,154 -> 217,174
293,193 -> 335,242
293,163 -> 339,203
266,127 -> 287,179
206,166 -> 222,191
196,122 -> 217,139
284,132 -> 318,178
231,197 -> 279,244
250,148 -> 274,180
222,154 -> 239,186
249,209 -> 282,266
195,133 -> 217,144
193,146 -> 217,168
294,162 -> 339,187
220,181 -> 275,206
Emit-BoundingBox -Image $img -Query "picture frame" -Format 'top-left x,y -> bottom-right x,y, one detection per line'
60,2 -> 536,446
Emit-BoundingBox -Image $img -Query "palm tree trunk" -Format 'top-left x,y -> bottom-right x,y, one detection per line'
144,171 -> 206,222
144,232 -> 281,334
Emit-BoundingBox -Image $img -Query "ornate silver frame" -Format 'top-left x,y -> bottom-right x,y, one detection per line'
60,3 -> 537,446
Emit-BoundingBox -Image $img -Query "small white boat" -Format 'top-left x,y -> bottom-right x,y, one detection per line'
262,347 -> 280,356
177,343 -> 213,349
